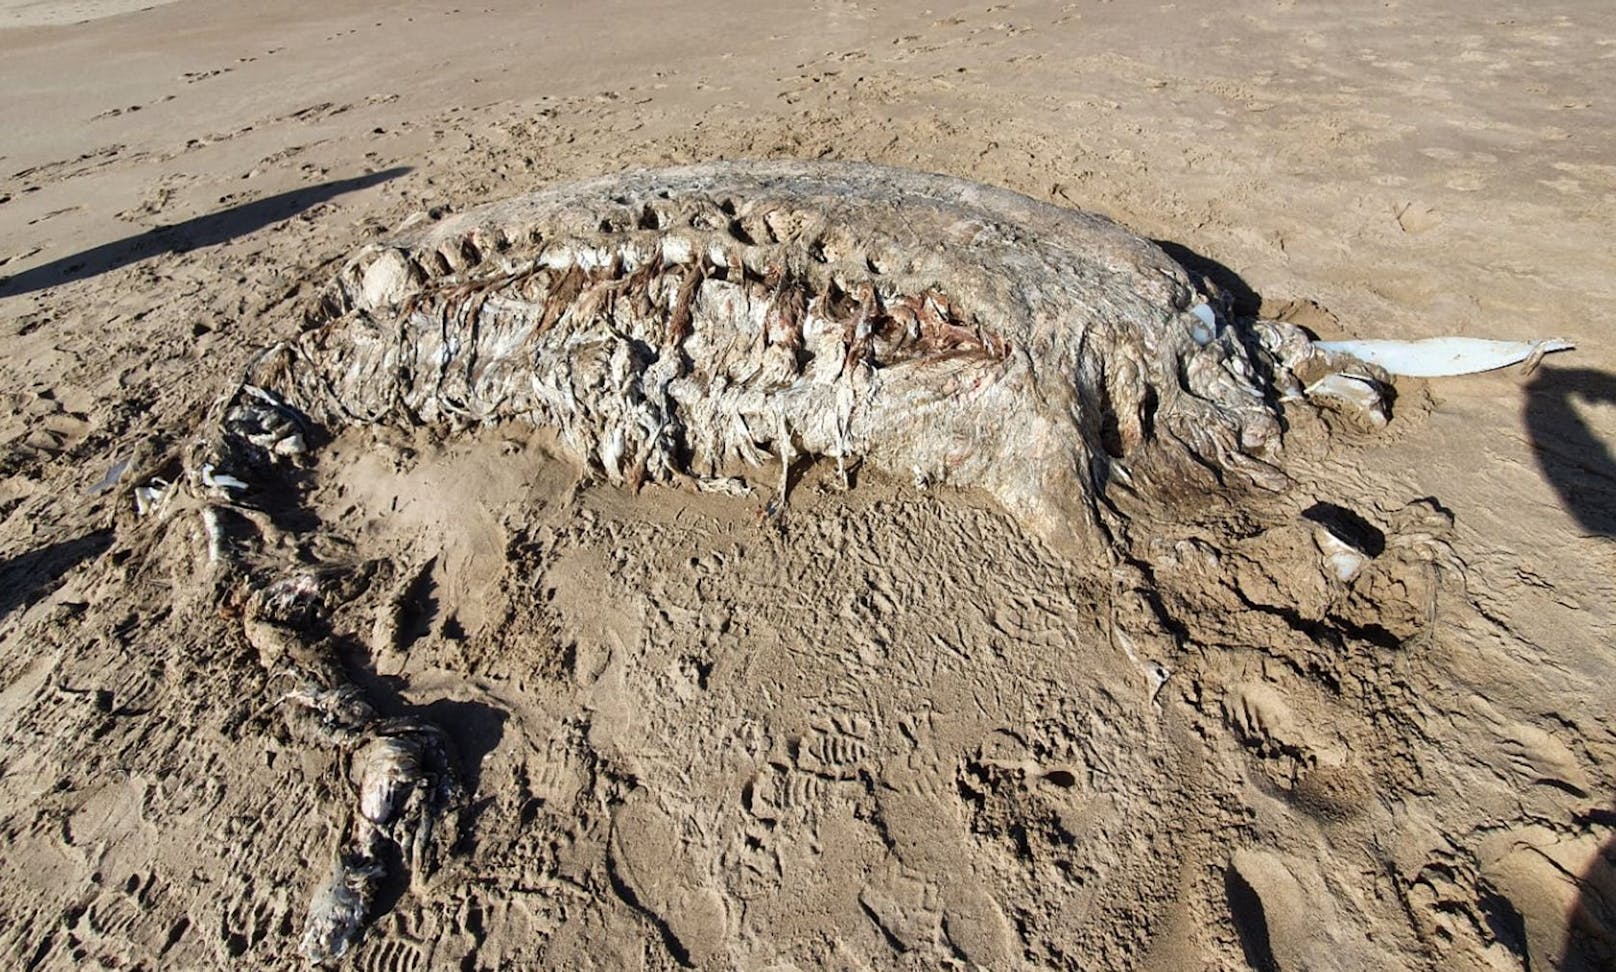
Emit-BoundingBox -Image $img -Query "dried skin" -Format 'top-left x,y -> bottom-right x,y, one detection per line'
238,161 -> 1287,552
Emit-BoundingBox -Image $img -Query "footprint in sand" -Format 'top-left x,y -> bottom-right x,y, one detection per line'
608,790 -> 730,967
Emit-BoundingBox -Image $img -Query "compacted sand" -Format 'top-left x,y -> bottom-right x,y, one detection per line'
1,1 -> 1613,969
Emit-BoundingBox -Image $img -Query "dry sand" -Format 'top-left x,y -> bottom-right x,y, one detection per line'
1,1 -> 1613,969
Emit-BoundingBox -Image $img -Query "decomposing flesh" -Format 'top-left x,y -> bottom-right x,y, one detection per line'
170,161 -> 1411,963
227,161 -> 1306,551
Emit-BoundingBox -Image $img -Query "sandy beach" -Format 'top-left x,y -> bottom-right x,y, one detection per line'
1,0 -> 1612,968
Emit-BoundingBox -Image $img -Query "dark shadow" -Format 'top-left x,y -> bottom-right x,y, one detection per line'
1524,367 -> 1616,538
1224,865 -> 1279,972
396,557 -> 441,651
338,643 -> 509,796
1475,884 -> 1532,966
1154,239 -> 1263,318
0,167 -> 410,298
1562,802 -> 1616,971
412,697 -> 507,795
0,530 -> 112,622
1302,502 -> 1386,556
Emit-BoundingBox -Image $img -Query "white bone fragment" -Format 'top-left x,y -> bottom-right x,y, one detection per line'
1188,303 -> 1217,345
357,248 -> 414,311
1304,373 -> 1388,429
134,478 -> 170,516
201,507 -> 229,564
243,384 -> 283,406
696,477 -> 751,496
660,236 -> 694,264
572,245 -> 614,271
199,463 -> 250,492
1313,337 -> 1573,377
1315,527 -> 1369,583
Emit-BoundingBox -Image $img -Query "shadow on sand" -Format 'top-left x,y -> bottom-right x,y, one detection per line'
1523,366 -> 1616,538
1154,239 -> 1264,318
0,530 -> 113,622
0,167 -> 410,298
1561,803 -> 1615,970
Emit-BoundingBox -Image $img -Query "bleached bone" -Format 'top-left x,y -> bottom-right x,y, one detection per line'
1305,373 -> 1389,430
1313,337 -> 1573,377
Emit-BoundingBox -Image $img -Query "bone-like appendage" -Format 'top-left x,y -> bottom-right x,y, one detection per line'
231,161 -> 1289,552
241,576 -> 459,965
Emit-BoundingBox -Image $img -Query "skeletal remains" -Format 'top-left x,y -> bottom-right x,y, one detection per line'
124,161 -> 1567,962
